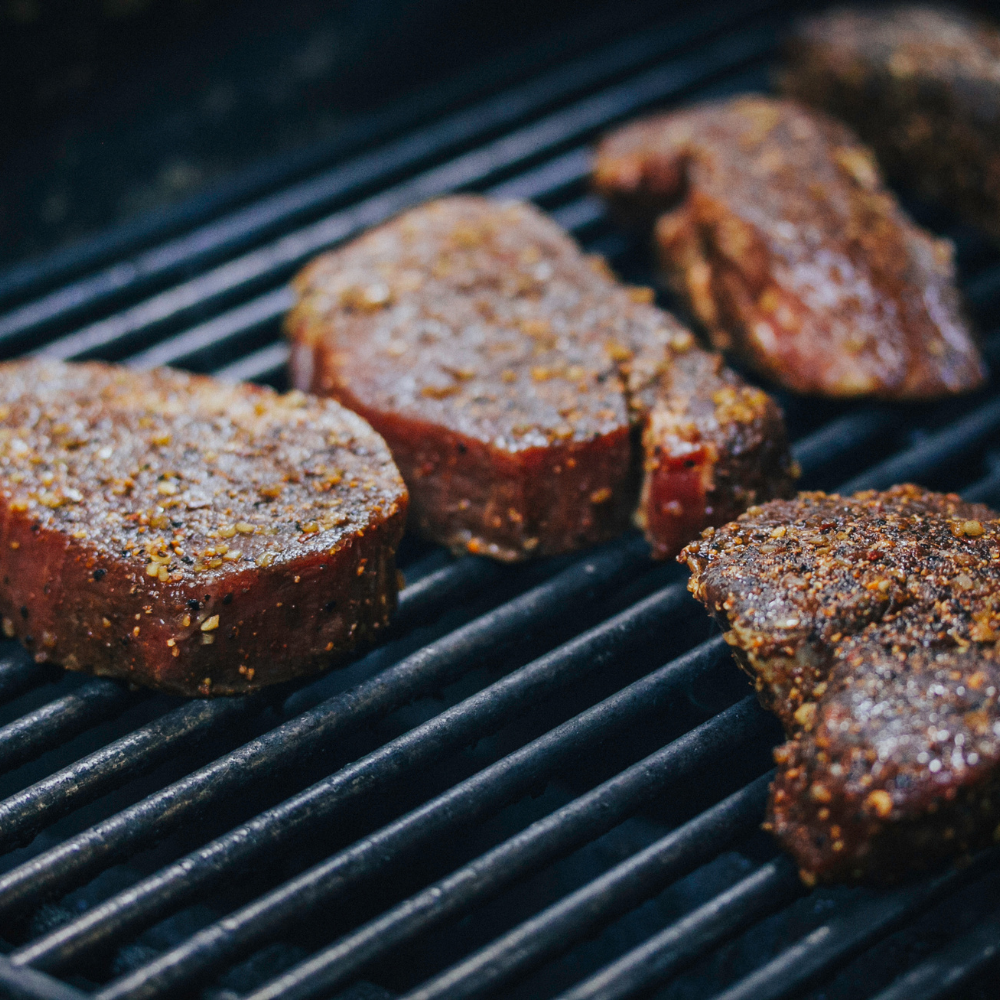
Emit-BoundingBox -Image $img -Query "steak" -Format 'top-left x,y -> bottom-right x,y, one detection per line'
682,485 -> 1000,883
593,96 -> 986,400
0,360 -> 407,696
782,5 -> 1000,241
287,196 -> 796,561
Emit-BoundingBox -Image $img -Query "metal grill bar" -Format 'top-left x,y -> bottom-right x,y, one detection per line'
963,459 -> 1000,505
785,409 -> 900,479
242,740 -> 774,1000
89,635 -> 734,1000
0,694 -> 254,854
0,956 -> 88,1000
389,556 -> 501,636
871,908 -> 1000,1000
214,342 -> 292,386
840,391 -> 1000,495
124,287 -> 295,373
0,678 -> 132,776
488,148 -> 593,203
707,850 -> 1000,1000
354,765 -> 774,1000
0,653 -> 49,706
551,860 -> 804,1000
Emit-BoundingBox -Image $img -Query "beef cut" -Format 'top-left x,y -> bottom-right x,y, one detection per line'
682,485 -> 1000,883
783,5 -> 1000,242
287,196 -> 796,561
0,360 -> 407,696
594,96 -> 986,400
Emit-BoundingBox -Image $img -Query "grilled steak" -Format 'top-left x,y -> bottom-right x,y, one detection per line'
783,5 -> 1000,241
622,320 -> 795,561
682,485 -> 1000,883
0,360 -> 407,696
287,196 -> 796,561
593,96 -> 986,400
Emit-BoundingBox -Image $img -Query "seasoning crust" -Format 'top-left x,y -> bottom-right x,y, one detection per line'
682,485 -> 1000,883
594,96 -> 986,400
288,195 -> 796,561
0,360 -> 407,696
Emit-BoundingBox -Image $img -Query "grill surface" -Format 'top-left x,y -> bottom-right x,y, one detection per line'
0,2 -> 999,998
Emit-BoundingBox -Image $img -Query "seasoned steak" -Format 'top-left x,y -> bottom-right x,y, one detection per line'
0,360 -> 407,696
783,6 -> 1000,241
287,196 -> 796,561
682,485 -> 1000,883
593,96 -> 986,400
620,315 -> 796,561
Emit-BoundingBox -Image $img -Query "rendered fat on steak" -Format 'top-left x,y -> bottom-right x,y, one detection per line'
593,96 -> 986,400
287,196 -> 796,561
682,485 -> 1000,883
783,6 -> 1000,242
0,361 -> 407,696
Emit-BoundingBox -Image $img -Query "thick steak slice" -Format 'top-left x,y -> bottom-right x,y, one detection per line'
288,197 -> 632,560
682,485 -> 1000,883
287,196 -> 796,561
594,96 -> 986,400
0,361 -> 407,696
783,6 -> 1000,241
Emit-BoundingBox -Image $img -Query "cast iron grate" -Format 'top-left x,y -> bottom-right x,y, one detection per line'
0,2 -> 998,998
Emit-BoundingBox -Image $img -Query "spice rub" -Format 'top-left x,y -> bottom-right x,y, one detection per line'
287,195 -> 796,561
594,96 -> 986,399
682,485 -> 1000,883
0,360 -> 407,696
783,5 -> 1000,241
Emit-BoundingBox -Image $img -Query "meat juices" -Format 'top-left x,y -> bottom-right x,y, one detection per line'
783,6 -> 1000,241
0,361 -> 407,696
593,96 -> 986,400
287,196 -> 796,561
682,486 -> 1000,883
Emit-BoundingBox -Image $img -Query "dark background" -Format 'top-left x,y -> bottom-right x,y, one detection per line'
0,0 -> 626,268
6,2 -> 1000,274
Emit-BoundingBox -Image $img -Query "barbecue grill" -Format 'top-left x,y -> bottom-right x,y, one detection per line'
0,1 -> 998,997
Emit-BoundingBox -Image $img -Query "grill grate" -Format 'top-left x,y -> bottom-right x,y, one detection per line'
1,2 -> 999,998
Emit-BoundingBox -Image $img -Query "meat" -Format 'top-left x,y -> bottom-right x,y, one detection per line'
623,323 -> 795,561
782,5 -> 1000,242
593,96 -> 986,400
0,360 -> 407,696
287,195 -> 796,561
681,485 -> 1000,884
